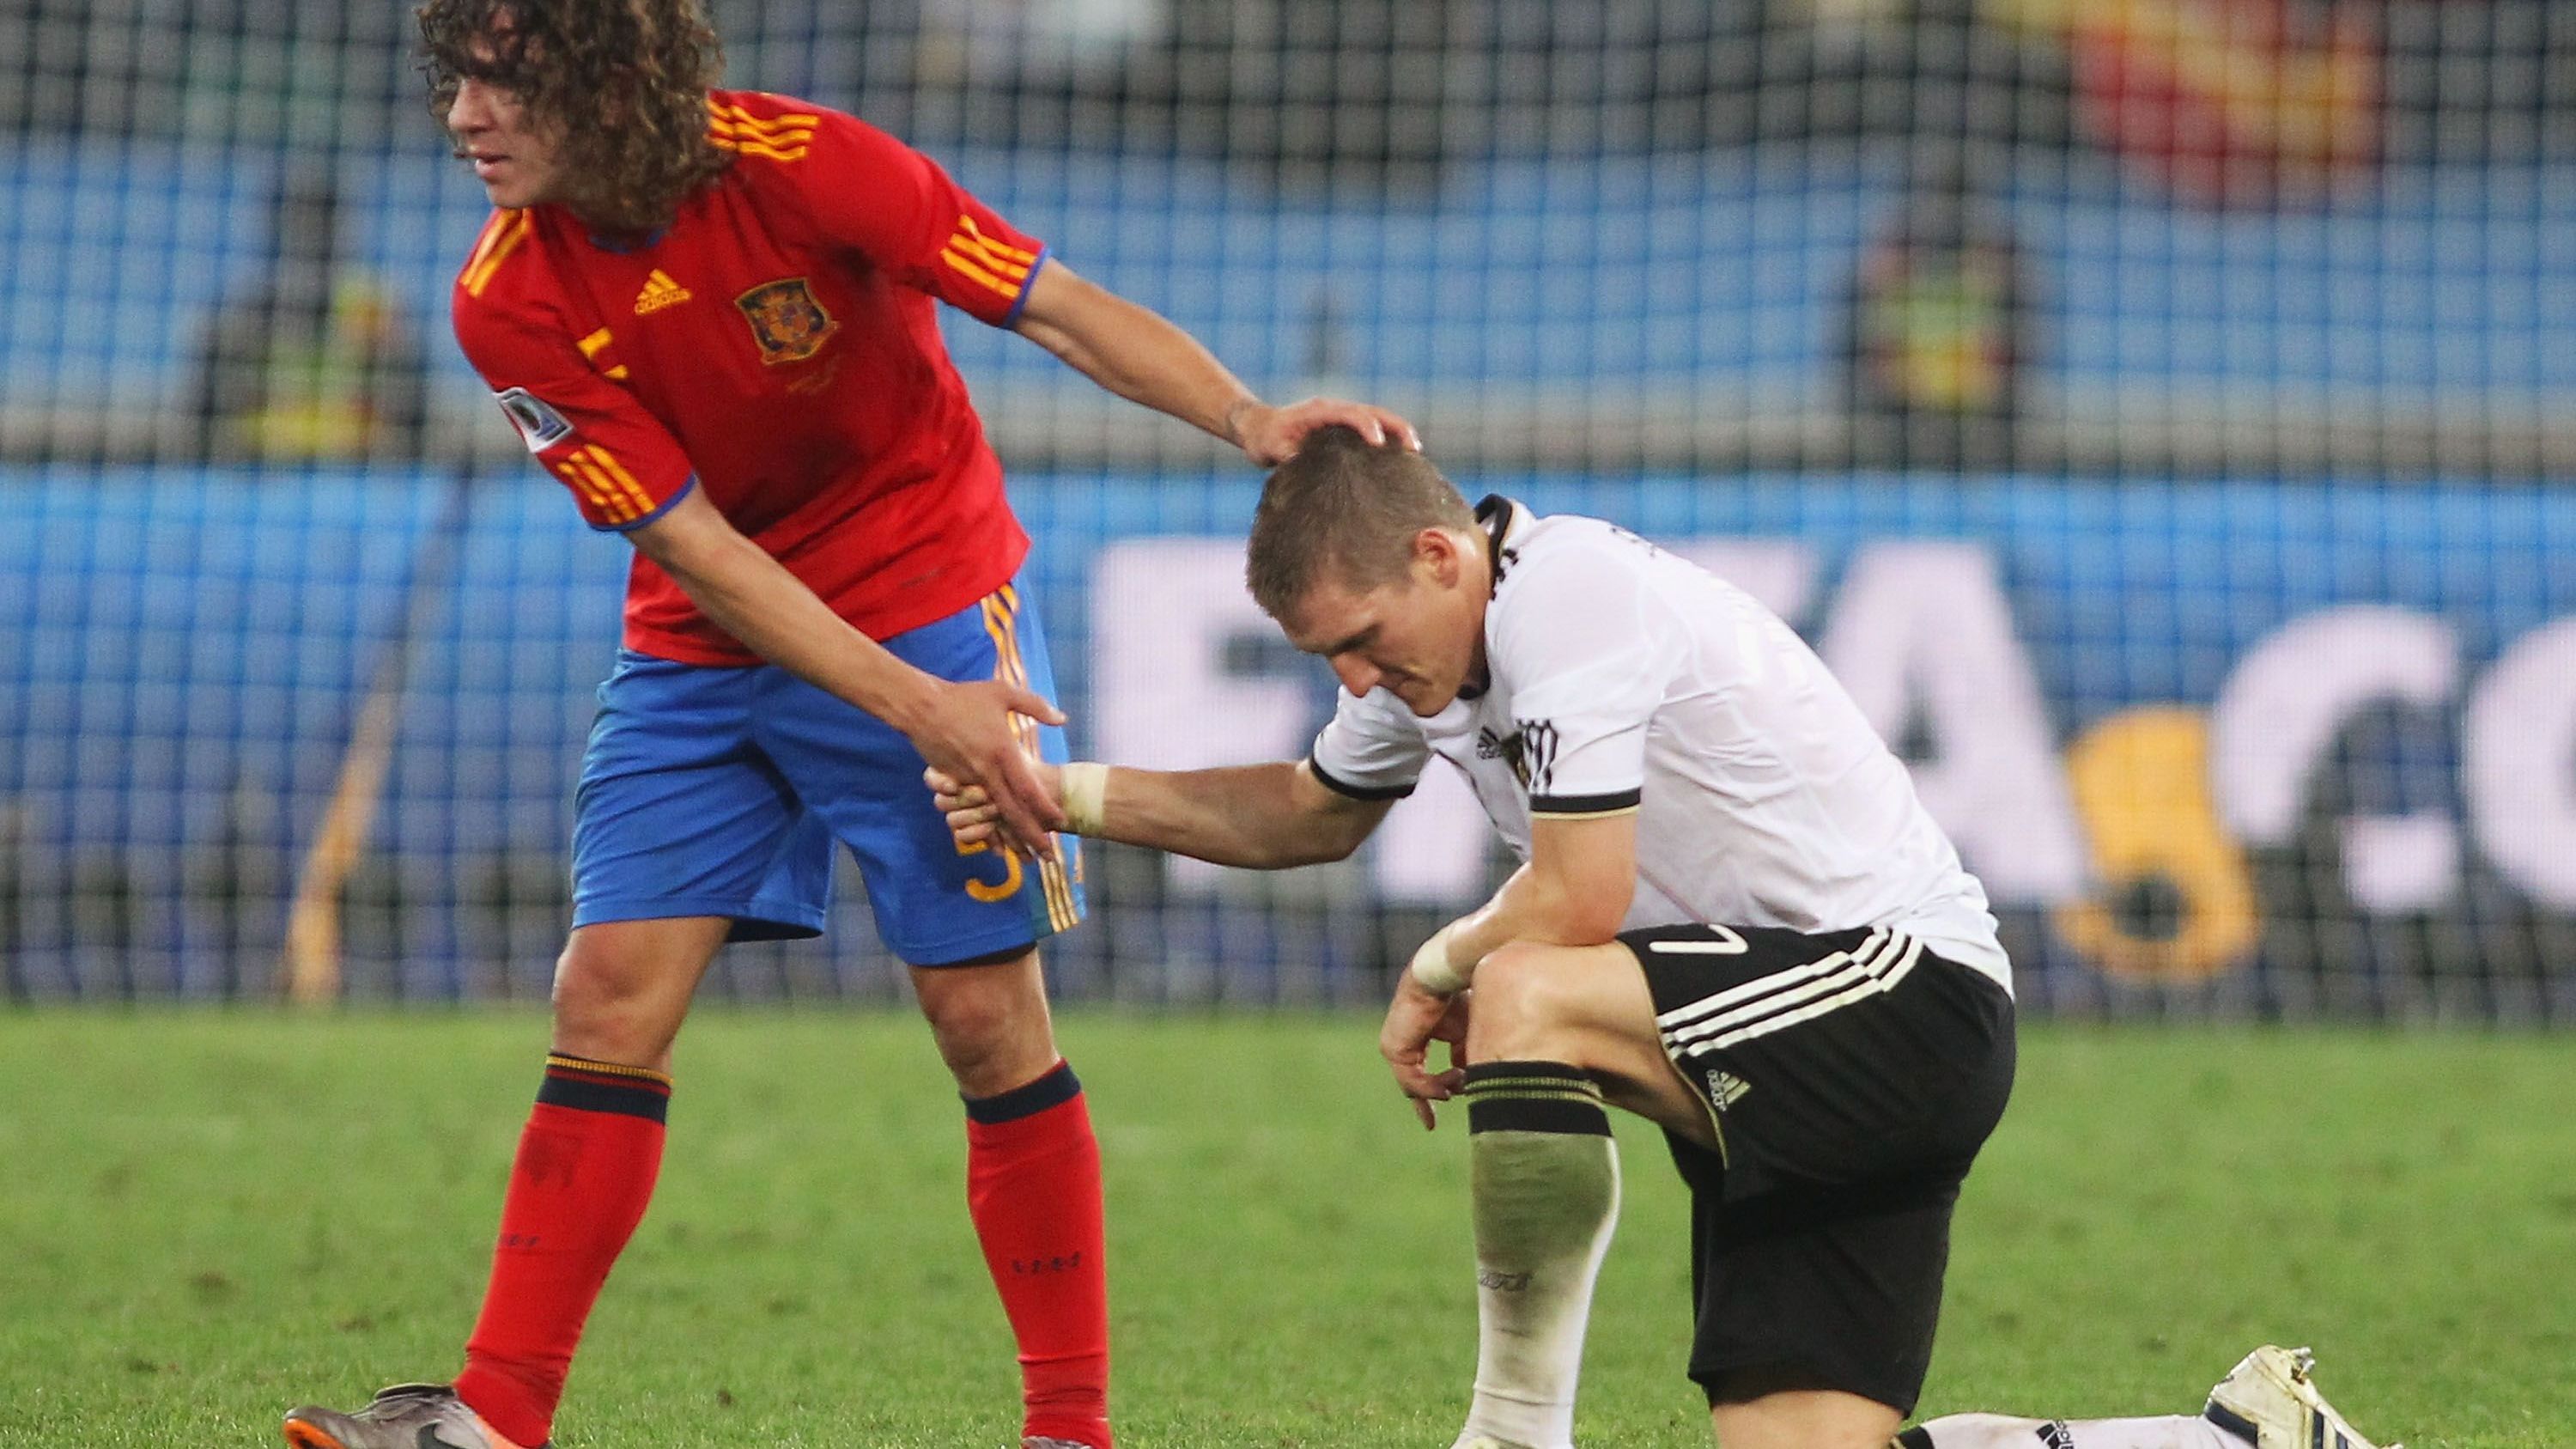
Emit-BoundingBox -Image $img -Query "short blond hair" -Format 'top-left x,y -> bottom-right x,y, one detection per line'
1245,426 -> 1473,620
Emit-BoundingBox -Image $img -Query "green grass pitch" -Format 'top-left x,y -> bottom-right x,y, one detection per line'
1,1012 -> 2568,1447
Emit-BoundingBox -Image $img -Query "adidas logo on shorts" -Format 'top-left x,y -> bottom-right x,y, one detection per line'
1705,1069 -> 1751,1111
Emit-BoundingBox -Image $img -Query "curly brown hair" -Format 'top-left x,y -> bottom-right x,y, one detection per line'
418,0 -> 730,234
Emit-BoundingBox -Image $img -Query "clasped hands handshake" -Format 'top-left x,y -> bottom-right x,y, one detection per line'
919,745 -> 1478,1130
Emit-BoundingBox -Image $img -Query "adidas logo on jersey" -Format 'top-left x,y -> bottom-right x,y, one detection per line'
634,269 -> 693,315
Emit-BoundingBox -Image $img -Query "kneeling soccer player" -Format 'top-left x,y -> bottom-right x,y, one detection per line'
931,427 -> 2395,1449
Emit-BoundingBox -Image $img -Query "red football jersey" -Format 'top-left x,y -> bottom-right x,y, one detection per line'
453,90 -> 1043,664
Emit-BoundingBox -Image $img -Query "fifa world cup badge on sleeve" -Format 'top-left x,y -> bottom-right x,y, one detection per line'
495,387 -> 574,452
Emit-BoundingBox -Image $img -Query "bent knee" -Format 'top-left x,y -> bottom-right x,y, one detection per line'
1467,941 -> 1639,1063
1470,941 -> 1589,1021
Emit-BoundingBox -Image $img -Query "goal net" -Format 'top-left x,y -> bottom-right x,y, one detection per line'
3,0 -> 2572,1018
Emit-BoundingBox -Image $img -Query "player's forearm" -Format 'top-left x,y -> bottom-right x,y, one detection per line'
640,511 -> 939,727
1017,271 -> 1257,445
1449,863 -> 1623,963
1084,762 -> 1370,868
1436,811 -> 1640,985
1066,307 -> 1256,442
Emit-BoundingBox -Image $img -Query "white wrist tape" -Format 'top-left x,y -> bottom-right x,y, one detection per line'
1407,922 -> 1472,995
1059,762 -> 1109,837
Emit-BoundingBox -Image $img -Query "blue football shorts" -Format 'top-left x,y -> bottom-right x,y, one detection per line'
570,579 -> 1085,966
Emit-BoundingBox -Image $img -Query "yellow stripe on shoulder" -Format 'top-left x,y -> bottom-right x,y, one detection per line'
708,119 -> 820,147
460,211 -> 513,277
702,98 -> 824,164
461,210 -> 534,298
708,95 -> 819,123
706,103 -> 821,149
710,133 -> 812,164
459,210 -> 526,292
708,105 -> 820,138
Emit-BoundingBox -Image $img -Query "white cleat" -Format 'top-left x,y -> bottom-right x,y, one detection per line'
1449,1436 -> 1546,1449
2203,1345 -> 2399,1449
283,1384 -> 533,1449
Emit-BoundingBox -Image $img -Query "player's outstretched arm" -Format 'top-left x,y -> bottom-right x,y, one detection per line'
929,758 -> 1388,870
1010,259 -> 1420,466
631,486 -> 1067,856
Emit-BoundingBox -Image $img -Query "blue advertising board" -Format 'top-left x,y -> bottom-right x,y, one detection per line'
4,466 -> 2573,1020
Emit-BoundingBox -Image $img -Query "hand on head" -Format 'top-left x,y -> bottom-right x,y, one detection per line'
1234,396 -> 1423,467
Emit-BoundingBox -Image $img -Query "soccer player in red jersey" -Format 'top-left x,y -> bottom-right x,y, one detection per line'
278,3 -> 1415,1449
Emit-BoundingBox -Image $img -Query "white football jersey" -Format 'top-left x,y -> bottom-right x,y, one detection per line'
1309,496 -> 2011,992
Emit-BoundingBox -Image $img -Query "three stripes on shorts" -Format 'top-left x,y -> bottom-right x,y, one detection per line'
1654,927 -> 1924,1055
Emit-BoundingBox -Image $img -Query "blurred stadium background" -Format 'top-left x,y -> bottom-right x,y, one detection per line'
4,0 -> 2574,1020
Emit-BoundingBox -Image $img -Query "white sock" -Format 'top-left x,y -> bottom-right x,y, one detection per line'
1454,1062 -> 1621,1449
1906,1412 -> 2251,1449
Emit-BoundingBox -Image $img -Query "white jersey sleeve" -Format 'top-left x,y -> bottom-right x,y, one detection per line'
1488,529 -> 1684,816
1308,685 -> 1432,801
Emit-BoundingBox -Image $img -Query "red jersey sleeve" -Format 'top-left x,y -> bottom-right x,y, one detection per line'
453,247 -> 697,533
772,102 -> 1049,326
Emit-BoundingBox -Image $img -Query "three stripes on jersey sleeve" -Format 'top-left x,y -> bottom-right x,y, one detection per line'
942,215 -> 1037,302
555,444 -> 658,524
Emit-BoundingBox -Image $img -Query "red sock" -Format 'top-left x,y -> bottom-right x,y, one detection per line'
965,1061 -> 1111,1449
452,1054 -> 671,1449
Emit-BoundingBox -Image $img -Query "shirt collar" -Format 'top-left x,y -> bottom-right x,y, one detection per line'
1460,495 -> 1527,702
1473,493 -> 1526,596
586,228 -> 667,253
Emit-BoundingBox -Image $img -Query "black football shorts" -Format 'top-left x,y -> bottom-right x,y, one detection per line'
1621,922 -> 2016,1416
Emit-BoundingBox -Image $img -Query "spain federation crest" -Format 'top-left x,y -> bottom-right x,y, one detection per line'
734,277 -> 839,364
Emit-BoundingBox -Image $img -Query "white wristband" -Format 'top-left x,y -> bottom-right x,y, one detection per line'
1060,762 -> 1109,837
1407,922 -> 1471,996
